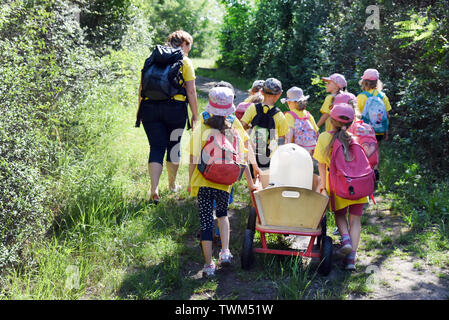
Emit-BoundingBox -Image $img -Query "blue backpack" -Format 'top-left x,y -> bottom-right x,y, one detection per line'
360,91 -> 389,134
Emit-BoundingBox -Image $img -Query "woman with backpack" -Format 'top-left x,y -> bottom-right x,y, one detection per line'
137,30 -> 199,204
313,103 -> 373,271
188,86 -> 259,277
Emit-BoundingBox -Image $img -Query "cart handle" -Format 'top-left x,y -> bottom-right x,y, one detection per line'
281,191 -> 300,198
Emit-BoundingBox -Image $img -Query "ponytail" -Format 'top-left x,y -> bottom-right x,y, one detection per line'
326,119 -> 353,161
330,87 -> 347,108
205,115 -> 232,135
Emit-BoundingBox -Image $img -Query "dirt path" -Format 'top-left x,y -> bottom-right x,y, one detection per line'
345,195 -> 449,300
195,75 -> 248,104
189,76 -> 449,300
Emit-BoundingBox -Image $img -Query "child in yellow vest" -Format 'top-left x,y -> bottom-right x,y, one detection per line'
357,68 -> 392,182
282,86 -> 319,153
243,80 -> 265,103
240,78 -> 289,169
316,73 -> 348,132
282,86 -> 320,191
188,86 -> 258,277
313,103 -> 369,271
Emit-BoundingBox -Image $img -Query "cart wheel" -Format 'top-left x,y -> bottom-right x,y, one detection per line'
247,207 -> 257,232
318,236 -> 333,276
317,212 -> 328,248
241,229 -> 255,270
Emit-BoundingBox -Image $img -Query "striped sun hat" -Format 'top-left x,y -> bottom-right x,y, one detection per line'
205,86 -> 236,117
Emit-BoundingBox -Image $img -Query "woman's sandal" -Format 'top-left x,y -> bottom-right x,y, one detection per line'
150,193 -> 160,205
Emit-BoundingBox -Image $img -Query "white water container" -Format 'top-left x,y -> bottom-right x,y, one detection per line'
269,143 -> 313,189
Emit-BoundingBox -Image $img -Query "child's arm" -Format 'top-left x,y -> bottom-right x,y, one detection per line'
286,128 -> 294,143
241,121 -> 250,131
188,155 -> 196,194
316,113 -> 329,130
246,140 -> 261,180
244,166 -> 258,191
318,162 -> 327,196
385,110 -> 390,141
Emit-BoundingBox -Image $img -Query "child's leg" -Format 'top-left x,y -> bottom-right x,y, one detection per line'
197,187 -> 216,265
214,189 -> 231,252
217,217 -> 230,251
347,204 -> 364,253
343,204 -> 364,270
334,207 -> 349,236
333,207 -> 353,260
201,241 -> 213,265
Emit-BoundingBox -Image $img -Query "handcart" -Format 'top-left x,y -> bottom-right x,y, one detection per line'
241,185 -> 333,276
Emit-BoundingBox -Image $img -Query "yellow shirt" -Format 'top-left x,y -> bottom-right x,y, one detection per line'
189,113 -> 249,197
173,56 -> 195,101
240,103 -> 289,138
357,89 -> 391,135
313,131 -> 368,211
319,95 -> 335,132
284,109 -> 319,133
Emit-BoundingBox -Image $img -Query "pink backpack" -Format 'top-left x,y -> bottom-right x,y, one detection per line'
235,102 -> 252,121
285,111 -> 317,151
198,114 -> 245,185
347,120 -> 379,169
328,135 -> 375,209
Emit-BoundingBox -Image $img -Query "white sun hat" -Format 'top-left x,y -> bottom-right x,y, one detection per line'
205,86 -> 236,117
280,86 -> 310,104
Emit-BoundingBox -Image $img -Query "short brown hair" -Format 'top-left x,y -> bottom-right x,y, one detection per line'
166,30 -> 193,48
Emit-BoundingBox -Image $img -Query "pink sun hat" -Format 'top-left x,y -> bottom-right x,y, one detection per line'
361,68 -> 380,81
334,92 -> 357,105
322,73 -> 347,89
330,103 -> 355,124
205,86 -> 236,117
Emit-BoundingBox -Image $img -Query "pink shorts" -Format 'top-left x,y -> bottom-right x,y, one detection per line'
334,203 -> 364,217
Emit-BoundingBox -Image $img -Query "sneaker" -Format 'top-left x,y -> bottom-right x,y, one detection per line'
344,258 -> 356,271
169,184 -> 182,193
218,249 -> 233,267
202,262 -> 216,277
333,242 -> 353,260
150,193 -> 160,205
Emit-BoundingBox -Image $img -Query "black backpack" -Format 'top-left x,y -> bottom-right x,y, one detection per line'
140,45 -> 187,100
250,103 -> 281,167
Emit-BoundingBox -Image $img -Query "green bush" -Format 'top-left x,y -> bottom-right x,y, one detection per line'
0,0 -> 99,268
218,1 -> 449,174
217,0 -> 449,233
